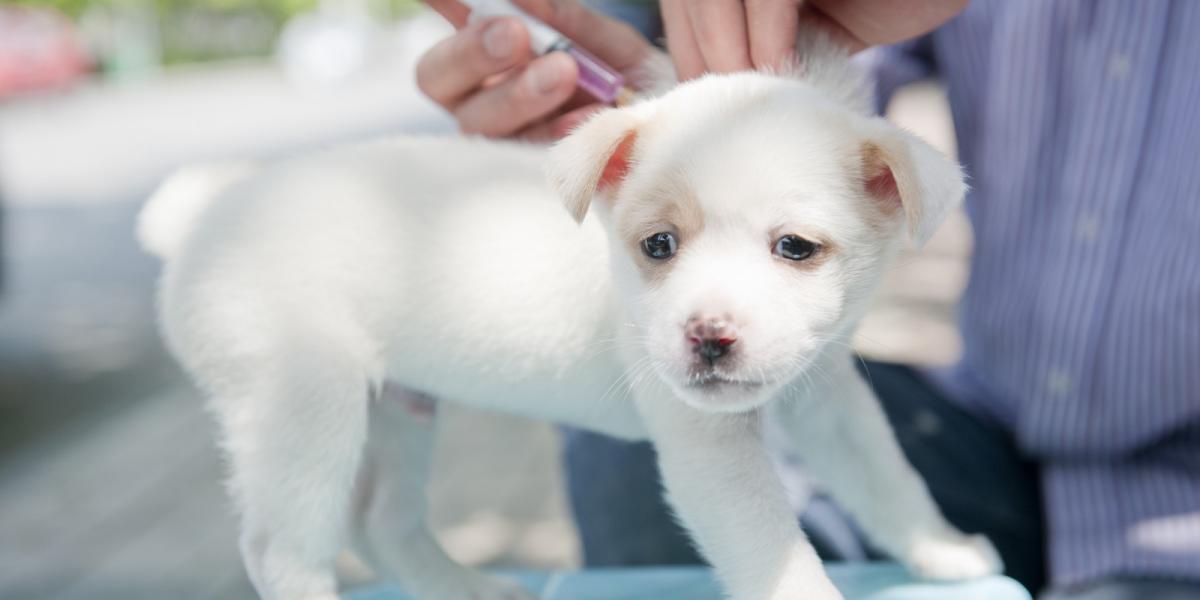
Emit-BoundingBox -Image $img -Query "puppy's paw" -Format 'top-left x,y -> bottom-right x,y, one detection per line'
906,530 -> 1003,581
760,562 -> 845,600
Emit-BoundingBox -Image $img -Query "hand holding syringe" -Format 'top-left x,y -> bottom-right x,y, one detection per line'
419,0 -> 652,140
463,0 -> 636,105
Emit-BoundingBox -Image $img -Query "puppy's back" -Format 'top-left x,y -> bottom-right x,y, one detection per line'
148,136 -> 620,418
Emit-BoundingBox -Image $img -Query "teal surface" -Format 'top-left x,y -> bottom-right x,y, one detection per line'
345,563 -> 1031,599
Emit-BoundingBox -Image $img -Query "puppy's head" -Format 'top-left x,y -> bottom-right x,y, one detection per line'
549,71 -> 963,413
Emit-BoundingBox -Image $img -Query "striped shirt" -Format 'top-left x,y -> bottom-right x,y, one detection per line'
871,0 -> 1200,586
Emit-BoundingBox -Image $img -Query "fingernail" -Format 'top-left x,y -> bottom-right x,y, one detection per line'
482,20 -> 515,59
527,58 -> 565,95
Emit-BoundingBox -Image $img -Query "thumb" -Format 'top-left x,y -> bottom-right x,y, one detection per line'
508,0 -> 651,70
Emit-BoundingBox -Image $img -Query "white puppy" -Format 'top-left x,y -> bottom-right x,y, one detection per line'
140,40 -> 1000,600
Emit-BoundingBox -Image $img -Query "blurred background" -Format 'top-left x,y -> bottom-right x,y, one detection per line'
0,2 -> 965,598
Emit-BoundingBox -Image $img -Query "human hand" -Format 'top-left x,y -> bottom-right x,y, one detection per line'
660,0 -> 968,81
419,0 -> 653,140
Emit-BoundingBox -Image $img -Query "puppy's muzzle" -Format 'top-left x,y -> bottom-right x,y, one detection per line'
687,315 -> 738,366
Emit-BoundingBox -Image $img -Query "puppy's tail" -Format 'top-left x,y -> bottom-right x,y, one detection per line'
137,162 -> 254,261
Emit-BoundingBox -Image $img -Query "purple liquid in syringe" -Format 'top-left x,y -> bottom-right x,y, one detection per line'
559,43 -> 625,105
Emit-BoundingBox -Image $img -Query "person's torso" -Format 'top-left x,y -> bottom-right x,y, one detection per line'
934,0 -> 1200,457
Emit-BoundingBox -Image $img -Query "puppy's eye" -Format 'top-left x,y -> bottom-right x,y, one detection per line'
642,232 -> 677,260
774,235 -> 819,261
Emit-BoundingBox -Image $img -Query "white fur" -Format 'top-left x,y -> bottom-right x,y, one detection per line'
142,44 -> 998,600
138,162 -> 255,260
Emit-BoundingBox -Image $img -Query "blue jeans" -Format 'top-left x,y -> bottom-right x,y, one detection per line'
562,361 -> 1046,591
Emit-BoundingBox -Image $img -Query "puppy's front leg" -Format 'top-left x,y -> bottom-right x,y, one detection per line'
635,383 -> 843,600
770,353 -> 1002,580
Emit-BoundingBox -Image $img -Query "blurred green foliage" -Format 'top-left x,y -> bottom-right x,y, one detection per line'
10,0 -> 423,22
9,0 -> 427,66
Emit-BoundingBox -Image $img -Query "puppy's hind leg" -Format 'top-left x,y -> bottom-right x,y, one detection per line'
217,341 -> 374,600
350,386 -> 535,600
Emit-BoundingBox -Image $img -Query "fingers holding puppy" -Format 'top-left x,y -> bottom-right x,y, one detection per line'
662,0 -> 796,80
661,0 -> 970,80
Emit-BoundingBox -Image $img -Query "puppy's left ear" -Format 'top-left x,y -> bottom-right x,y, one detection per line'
858,120 -> 966,246
547,106 -> 646,223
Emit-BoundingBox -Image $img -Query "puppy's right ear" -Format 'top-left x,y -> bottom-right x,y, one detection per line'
858,119 -> 966,247
547,107 -> 645,223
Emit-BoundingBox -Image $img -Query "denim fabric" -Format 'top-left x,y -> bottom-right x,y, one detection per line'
561,428 -> 703,566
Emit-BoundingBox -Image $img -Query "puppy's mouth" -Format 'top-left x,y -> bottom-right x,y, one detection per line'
685,371 -> 766,391
669,368 -> 777,414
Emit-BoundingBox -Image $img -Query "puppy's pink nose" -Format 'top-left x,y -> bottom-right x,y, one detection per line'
687,316 -> 738,364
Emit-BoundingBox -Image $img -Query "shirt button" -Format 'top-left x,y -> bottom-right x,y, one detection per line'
1046,368 -> 1073,397
1076,215 -> 1101,242
1108,53 -> 1132,79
